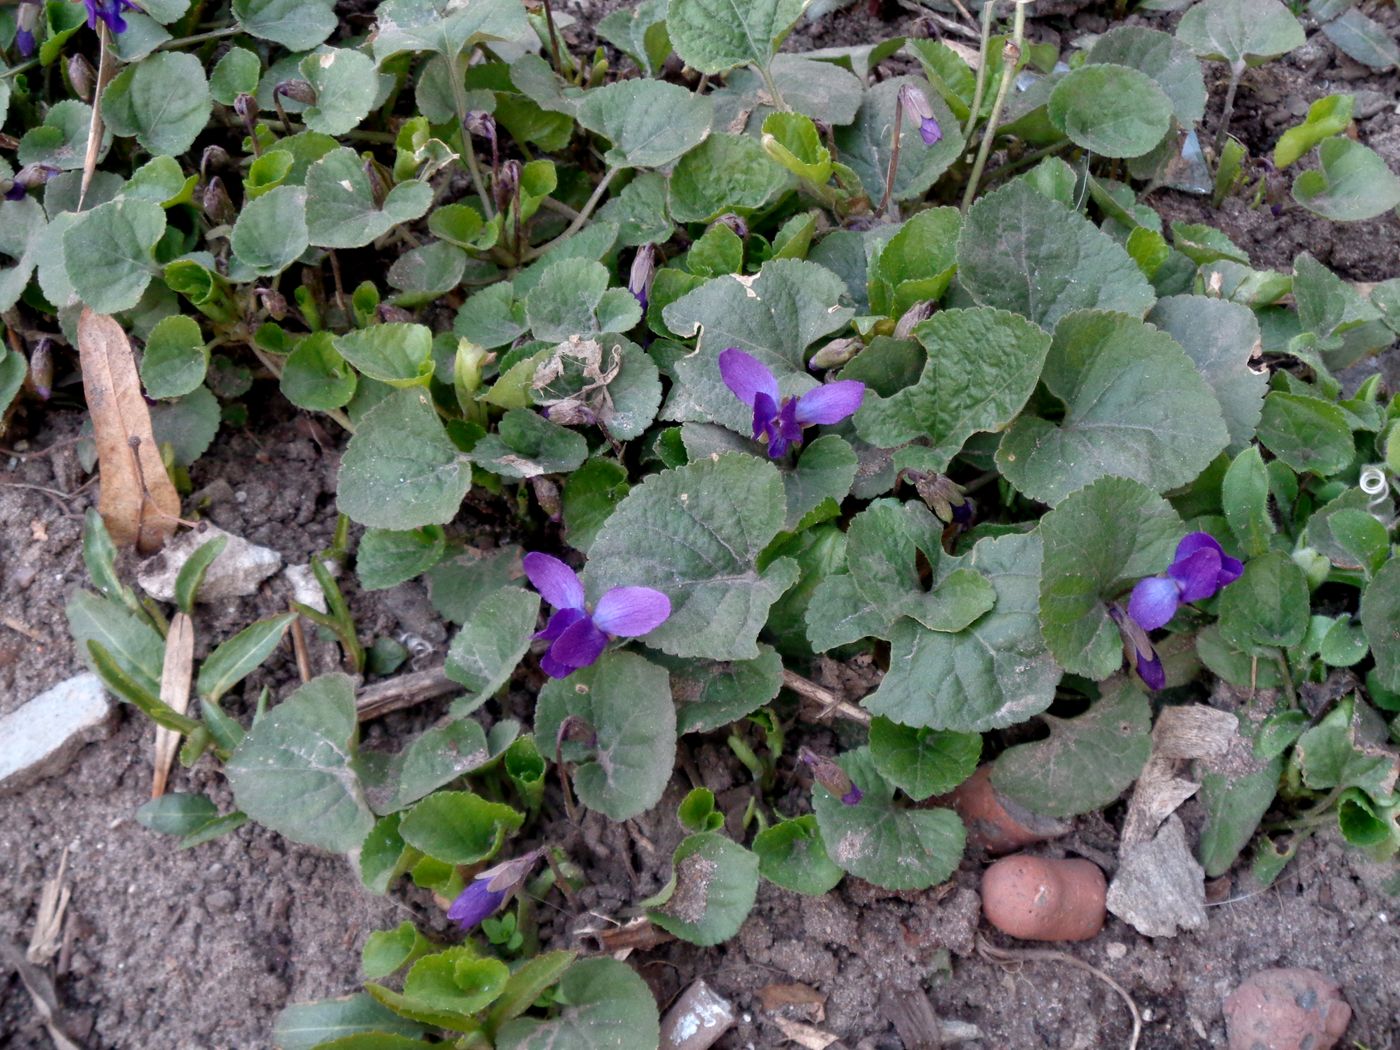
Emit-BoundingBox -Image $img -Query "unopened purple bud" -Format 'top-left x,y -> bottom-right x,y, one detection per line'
68,54 -> 96,102
255,287 -> 288,320
810,337 -> 862,370
28,338 -> 54,400
898,84 -> 941,146
799,747 -> 860,805
363,159 -> 389,207
202,177 -> 237,225
893,300 -> 935,340
5,163 -> 61,200
714,214 -> 748,240
16,2 -> 40,57
494,159 -> 521,216
201,145 -> 231,178
274,79 -> 317,106
233,93 -> 258,128
463,111 -> 497,142
628,244 -> 655,311
377,304 -> 414,324
447,849 -> 545,932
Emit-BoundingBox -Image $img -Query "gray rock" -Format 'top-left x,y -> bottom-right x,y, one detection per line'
1353,90 -> 1394,121
1106,815 -> 1207,938
284,559 -> 339,614
0,674 -> 115,794
137,525 -> 282,602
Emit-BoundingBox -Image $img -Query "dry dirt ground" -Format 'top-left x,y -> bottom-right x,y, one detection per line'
3,1 -> 1400,1047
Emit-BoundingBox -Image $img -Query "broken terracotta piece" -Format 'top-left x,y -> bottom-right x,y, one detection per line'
948,766 -> 1070,853
981,854 -> 1106,942
1224,967 -> 1351,1050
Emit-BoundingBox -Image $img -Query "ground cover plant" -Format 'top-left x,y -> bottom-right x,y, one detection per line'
1,0 -> 1399,1044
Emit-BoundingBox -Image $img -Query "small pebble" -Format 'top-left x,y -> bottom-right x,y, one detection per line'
1105,941 -> 1128,961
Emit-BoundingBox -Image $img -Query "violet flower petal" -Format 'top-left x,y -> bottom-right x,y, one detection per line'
793,380 -> 866,425
719,348 -> 780,409
1173,531 -> 1225,564
752,390 -> 779,443
1169,545 -> 1224,603
523,552 -> 585,611
535,606 -> 587,643
446,880 -> 507,930
1135,648 -> 1166,690
919,115 -> 942,146
1127,575 -> 1180,632
1217,553 -> 1244,588
593,586 -> 671,637
777,397 -> 803,448
546,616 -> 609,675
539,649 -> 575,679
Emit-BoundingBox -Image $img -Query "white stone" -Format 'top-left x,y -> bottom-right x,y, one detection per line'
0,674 -> 115,794
283,558 -> 339,614
137,525 -> 282,602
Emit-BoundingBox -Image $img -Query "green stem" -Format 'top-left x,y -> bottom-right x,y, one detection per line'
758,62 -> 788,112
520,166 -> 619,262
156,25 -> 241,51
983,137 -> 1071,186
448,50 -> 495,219
1213,63 -> 1243,161
961,1 -> 1026,214
877,94 -> 905,218
962,0 -> 997,142
1,58 -> 38,81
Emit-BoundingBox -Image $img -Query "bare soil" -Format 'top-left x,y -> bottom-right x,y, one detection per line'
3,3 -> 1400,1048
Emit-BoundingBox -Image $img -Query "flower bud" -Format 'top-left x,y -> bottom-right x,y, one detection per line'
27,338 -> 54,400
798,747 -> 862,806
68,54 -> 96,102
897,83 -> 942,146
255,287 -> 288,321
462,111 -> 497,142
16,2 -> 40,58
628,244 -> 655,310
713,213 -> 748,240
4,163 -> 61,200
200,145 -> 231,178
377,304 -> 413,324
233,93 -> 258,133
494,159 -> 521,216
809,337 -> 863,370
274,79 -> 317,106
201,177 -> 237,225
894,300 -> 935,340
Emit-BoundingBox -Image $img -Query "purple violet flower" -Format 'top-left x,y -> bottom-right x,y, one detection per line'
718,348 -> 865,459
446,850 -> 544,932
1128,532 -> 1243,632
83,0 -> 140,35
898,83 -> 942,147
524,552 -> 670,679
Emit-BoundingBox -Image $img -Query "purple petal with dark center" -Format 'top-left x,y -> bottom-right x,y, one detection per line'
523,552 -> 584,611
446,879 -> 507,930
535,606 -> 586,643
593,587 -> 671,637
719,348 -> 779,409
793,380 -> 865,425
547,616 -> 609,673
1169,546 -> 1224,603
777,397 -> 802,446
919,116 -> 942,146
752,390 -> 779,443
1127,575 -> 1180,632
1135,648 -> 1166,691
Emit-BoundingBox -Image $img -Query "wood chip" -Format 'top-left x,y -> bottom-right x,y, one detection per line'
151,612 -> 194,798
77,309 -> 180,553
759,983 -> 828,1018
26,849 -> 70,966
772,1016 -> 841,1049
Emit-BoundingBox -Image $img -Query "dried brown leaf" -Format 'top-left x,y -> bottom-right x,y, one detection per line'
77,308 -> 180,552
152,612 -> 194,798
